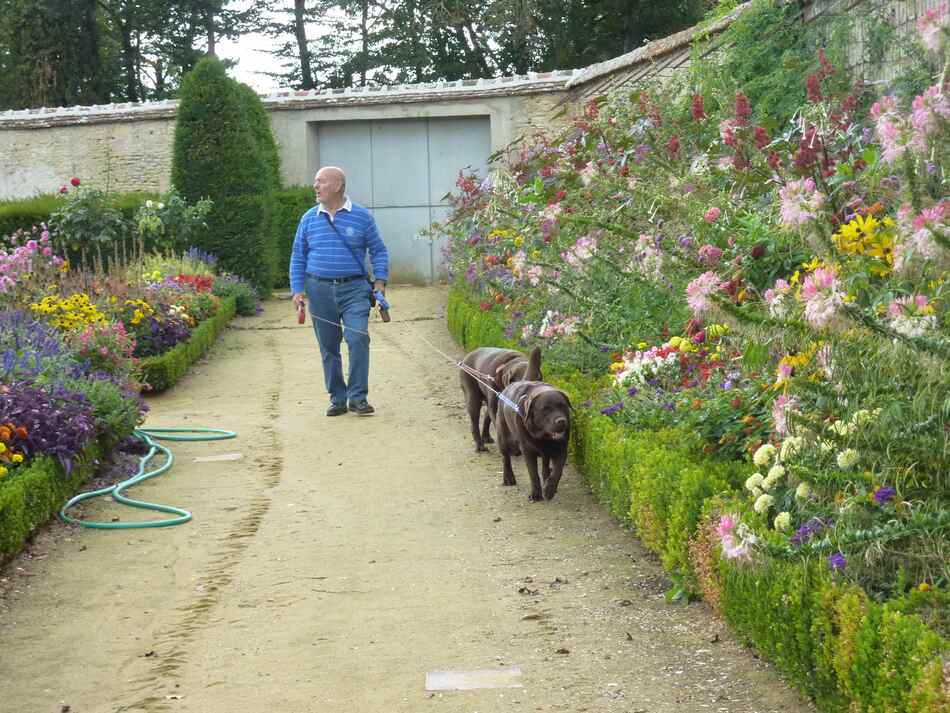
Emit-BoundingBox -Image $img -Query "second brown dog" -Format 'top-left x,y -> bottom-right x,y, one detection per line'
460,346 -> 542,452
495,380 -> 572,501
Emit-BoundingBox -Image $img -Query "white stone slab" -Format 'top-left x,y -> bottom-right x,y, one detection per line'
425,667 -> 523,691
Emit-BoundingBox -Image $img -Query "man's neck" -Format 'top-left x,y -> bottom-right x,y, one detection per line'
320,195 -> 345,216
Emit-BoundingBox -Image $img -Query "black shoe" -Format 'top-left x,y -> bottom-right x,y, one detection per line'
326,403 -> 348,417
348,400 -> 375,416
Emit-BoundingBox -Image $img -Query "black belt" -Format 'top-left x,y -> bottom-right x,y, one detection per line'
307,274 -> 365,284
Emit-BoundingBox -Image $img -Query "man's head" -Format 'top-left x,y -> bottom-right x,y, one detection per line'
314,166 -> 346,205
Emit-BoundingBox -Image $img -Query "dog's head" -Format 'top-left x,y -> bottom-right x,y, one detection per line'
523,384 -> 571,444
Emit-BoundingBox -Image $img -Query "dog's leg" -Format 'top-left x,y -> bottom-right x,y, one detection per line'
501,451 -> 517,486
526,454 -> 543,501
543,451 -> 568,500
541,456 -> 551,484
481,410 -> 493,444
466,395 -> 487,452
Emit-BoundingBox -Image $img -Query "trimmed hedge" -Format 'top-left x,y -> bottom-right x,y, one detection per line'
269,186 -> 315,288
0,191 -> 158,240
448,286 -> 949,713
139,295 -> 236,392
0,441 -> 105,565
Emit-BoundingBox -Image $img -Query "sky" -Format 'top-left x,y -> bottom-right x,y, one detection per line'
218,29 -> 286,93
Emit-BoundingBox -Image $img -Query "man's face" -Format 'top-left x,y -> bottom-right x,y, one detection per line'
314,170 -> 340,203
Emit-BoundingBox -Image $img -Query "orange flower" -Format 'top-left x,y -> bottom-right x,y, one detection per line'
15,426 -> 27,439
0,426 -> 10,442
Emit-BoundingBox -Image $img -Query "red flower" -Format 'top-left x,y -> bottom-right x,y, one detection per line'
692,93 -> 706,122
751,243 -> 766,259
59,185 -> 68,194
734,91 -> 751,126
753,126 -> 770,150
584,99 -> 599,119
730,396 -> 743,409
70,177 -> 81,187
665,134 -> 680,157
817,48 -> 836,78
806,74 -> 822,103
766,152 -> 783,172
479,301 -> 492,312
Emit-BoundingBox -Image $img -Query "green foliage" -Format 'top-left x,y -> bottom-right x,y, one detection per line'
0,443 -> 104,565
692,0 -> 851,126
268,186 -> 315,288
133,191 -> 213,255
172,57 -> 280,290
0,194 -> 62,238
68,379 -> 143,448
212,277 -> 259,317
138,295 -> 236,392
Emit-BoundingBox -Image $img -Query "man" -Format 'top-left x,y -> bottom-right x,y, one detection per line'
290,166 -> 389,416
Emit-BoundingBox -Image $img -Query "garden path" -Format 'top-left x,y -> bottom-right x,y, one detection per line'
0,287 -> 814,713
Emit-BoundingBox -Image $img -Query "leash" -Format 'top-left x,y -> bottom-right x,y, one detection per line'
302,309 -> 524,416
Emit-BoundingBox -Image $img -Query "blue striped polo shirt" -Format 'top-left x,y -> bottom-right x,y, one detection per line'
288,198 -> 390,293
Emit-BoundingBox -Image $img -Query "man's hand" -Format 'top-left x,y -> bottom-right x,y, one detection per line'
373,280 -> 386,296
293,292 -> 306,309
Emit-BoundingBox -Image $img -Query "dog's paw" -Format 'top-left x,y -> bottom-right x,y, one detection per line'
529,491 -> 544,502
484,435 -> 494,444
476,444 -> 489,453
543,487 -> 558,501
503,476 -> 517,486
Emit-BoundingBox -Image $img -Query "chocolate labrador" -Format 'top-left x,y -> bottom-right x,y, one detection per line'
460,346 -> 542,452
494,380 -> 572,501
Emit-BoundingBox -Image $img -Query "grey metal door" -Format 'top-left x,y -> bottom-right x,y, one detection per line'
312,117 -> 490,284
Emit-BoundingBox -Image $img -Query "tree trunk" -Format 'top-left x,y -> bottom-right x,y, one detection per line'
360,0 -> 368,86
120,11 -> 138,102
205,6 -> 216,55
623,0 -> 640,53
294,0 -> 315,89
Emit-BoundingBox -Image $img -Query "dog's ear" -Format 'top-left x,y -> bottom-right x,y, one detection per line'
525,346 -> 542,381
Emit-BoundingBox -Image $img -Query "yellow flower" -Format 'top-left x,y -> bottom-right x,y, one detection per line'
0,442 -> 6,454
11,453 -> 23,463
0,466 -> 7,477
609,362 -> 625,373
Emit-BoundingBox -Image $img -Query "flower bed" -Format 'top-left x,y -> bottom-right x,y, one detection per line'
449,287 -> 948,712
0,184 -> 260,561
438,6 -> 950,710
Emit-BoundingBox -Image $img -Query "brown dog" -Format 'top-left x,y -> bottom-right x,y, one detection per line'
460,346 -> 542,452
494,380 -> 571,501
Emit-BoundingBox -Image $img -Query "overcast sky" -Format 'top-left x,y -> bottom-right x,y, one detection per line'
218,29 -> 286,93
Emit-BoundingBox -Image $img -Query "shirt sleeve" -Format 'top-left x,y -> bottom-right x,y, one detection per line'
289,212 -> 309,294
365,213 -> 389,282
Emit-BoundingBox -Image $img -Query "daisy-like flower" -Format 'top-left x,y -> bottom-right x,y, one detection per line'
753,443 -> 777,467
685,271 -> 723,317
779,178 -> 825,228
795,482 -> 812,499
773,512 -> 792,531
753,493 -> 775,514
836,448 -> 859,470
800,266 -> 844,329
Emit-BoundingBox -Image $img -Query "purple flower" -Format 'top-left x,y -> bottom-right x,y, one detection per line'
581,399 -> 593,408
827,553 -> 847,572
626,386 -> 638,397
678,235 -> 694,249
790,517 -> 830,546
873,486 -> 897,504
600,401 -> 624,416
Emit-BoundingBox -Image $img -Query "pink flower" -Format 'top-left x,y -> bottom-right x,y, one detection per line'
800,266 -> 844,328
917,4 -> 948,52
697,244 -> 723,265
719,120 -> 737,147
715,515 -> 736,539
70,177 -> 81,187
910,85 -> 950,145
779,178 -> 825,228
704,207 -> 721,222
764,279 -> 791,318
42,247 -> 52,257
772,394 -> 800,436
59,185 -> 68,194
734,91 -> 751,126
870,96 -> 914,163
686,271 -> 723,317
692,93 -> 706,122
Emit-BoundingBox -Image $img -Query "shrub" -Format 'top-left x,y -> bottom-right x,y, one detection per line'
213,274 -> 259,316
68,376 -> 143,448
172,57 -> 278,290
0,194 -> 62,237
269,186 -> 315,288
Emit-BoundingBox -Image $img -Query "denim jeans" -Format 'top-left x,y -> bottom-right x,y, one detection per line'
304,275 -> 372,405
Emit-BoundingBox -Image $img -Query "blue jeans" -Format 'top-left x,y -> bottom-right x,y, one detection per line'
305,275 -> 372,405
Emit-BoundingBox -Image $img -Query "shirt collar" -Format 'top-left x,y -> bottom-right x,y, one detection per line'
317,196 -> 352,217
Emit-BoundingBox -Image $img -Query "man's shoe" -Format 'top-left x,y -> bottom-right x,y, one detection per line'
326,403 -> 348,417
348,400 -> 375,416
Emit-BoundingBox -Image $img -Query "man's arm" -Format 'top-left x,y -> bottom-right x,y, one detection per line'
289,212 -> 310,307
365,213 -> 389,293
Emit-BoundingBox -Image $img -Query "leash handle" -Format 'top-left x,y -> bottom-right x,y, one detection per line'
297,301 -> 306,324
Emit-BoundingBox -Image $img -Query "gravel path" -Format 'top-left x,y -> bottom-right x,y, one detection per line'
0,287 -> 815,713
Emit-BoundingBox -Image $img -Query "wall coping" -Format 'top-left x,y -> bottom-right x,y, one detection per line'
0,71 -> 579,129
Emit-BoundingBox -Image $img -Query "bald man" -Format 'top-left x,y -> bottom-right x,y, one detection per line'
290,166 -> 390,416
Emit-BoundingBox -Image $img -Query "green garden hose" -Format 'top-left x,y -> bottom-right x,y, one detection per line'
59,427 -> 236,529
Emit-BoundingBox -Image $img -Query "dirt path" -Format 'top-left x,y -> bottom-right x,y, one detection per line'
0,288 -> 814,713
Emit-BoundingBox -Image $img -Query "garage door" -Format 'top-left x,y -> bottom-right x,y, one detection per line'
312,117 -> 491,284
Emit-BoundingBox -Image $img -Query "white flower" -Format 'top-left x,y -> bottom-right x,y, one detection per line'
795,482 -> 812,499
767,464 -> 786,481
753,493 -> 775,514
850,409 -> 875,427
836,448 -> 859,471
780,436 -> 804,462
145,200 -> 154,209
773,511 -> 792,531
830,419 -> 856,437
157,202 -> 165,210
745,473 -> 765,492
753,443 -> 777,467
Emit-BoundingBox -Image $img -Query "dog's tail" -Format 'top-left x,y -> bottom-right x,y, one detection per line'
526,346 -> 542,381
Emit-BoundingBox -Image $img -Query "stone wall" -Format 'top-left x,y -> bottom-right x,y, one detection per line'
0,76 -> 572,200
